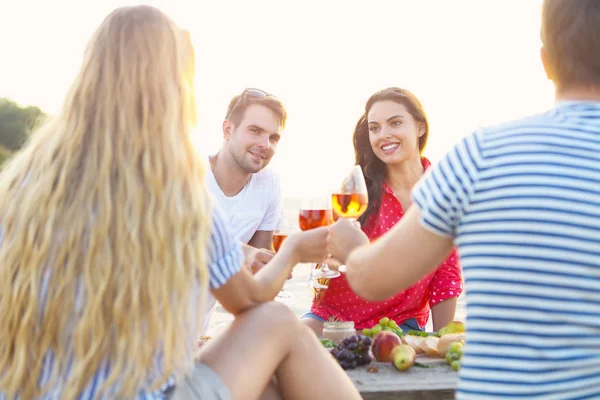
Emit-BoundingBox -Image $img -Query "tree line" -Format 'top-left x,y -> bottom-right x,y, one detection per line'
0,98 -> 46,166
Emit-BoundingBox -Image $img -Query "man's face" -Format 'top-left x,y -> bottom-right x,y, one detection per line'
224,104 -> 282,173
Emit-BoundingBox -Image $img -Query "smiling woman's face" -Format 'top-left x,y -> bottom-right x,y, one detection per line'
367,100 -> 424,165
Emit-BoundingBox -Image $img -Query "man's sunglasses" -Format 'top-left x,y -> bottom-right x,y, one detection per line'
226,88 -> 278,119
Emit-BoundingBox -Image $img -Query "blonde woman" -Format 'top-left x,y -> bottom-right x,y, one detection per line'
0,6 -> 361,400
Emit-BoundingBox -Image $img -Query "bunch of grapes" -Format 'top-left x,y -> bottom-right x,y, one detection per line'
330,335 -> 373,370
362,317 -> 404,338
445,341 -> 464,371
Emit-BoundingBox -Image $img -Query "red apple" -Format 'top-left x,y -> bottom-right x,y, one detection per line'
371,331 -> 402,362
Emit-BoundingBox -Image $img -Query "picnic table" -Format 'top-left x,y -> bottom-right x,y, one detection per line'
346,356 -> 458,400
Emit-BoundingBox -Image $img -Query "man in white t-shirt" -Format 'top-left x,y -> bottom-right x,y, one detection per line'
201,88 -> 287,335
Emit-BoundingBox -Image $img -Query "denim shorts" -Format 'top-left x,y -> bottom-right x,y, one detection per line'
301,312 -> 326,322
301,313 -> 423,333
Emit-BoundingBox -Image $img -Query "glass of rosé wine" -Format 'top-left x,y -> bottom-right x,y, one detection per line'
299,196 -> 339,286
331,165 -> 368,273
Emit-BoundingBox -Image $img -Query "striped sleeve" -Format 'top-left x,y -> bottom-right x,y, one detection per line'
206,203 -> 244,289
412,132 -> 483,237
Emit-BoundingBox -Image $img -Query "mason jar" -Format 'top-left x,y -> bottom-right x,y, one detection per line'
322,321 -> 356,345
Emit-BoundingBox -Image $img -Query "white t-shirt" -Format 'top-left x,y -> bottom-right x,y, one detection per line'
205,164 -> 282,244
201,160 -> 283,335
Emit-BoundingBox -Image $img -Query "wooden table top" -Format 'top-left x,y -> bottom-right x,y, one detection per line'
345,356 -> 458,400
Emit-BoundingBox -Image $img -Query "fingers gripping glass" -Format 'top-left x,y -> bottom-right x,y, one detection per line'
299,197 -> 339,290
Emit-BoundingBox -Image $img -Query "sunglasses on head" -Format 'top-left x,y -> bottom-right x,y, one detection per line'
226,88 -> 277,119
243,88 -> 271,98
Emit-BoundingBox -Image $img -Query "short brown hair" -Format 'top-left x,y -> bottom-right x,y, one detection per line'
225,90 -> 287,129
541,0 -> 600,89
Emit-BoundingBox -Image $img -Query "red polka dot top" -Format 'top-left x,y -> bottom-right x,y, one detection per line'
310,157 -> 463,329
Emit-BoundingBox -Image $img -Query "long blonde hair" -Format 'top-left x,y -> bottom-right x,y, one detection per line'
0,6 -> 211,399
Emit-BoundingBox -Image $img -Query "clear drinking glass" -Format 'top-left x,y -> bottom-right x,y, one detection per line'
331,165 -> 368,273
298,196 -> 339,287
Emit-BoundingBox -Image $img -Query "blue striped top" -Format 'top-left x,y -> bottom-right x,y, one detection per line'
412,101 -> 600,399
0,203 -> 244,399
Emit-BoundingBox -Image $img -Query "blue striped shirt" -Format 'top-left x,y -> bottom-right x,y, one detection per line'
412,101 -> 600,399
0,203 -> 243,399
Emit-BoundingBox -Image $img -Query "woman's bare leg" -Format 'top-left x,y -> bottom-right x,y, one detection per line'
301,317 -> 324,337
198,302 -> 361,400
257,379 -> 282,400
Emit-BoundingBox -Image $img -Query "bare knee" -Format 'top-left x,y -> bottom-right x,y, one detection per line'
301,317 -> 323,337
258,378 -> 282,400
245,301 -> 300,334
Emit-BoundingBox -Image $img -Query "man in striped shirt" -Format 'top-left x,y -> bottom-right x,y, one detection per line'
328,0 -> 600,398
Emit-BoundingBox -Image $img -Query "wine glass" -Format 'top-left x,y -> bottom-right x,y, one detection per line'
273,211 -> 297,302
331,165 -> 368,272
332,165 -> 368,221
298,196 -> 340,285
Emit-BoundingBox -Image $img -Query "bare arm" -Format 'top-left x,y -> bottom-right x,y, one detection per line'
240,243 -> 277,274
212,227 -> 329,316
431,297 -> 458,332
211,244 -> 296,315
331,206 -> 454,302
248,230 -> 273,250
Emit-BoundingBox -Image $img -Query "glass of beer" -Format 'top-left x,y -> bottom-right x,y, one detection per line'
298,196 -> 339,282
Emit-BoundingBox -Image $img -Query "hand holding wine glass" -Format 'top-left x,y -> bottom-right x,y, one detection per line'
298,196 -> 339,285
285,226 -> 331,264
245,247 -> 275,275
328,218 -> 370,265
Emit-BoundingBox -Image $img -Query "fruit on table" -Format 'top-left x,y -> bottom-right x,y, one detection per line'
371,324 -> 383,336
371,331 -> 402,362
449,341 -> 464,356
330,335 -> 373,370
320,338 -> 335,348
445,341 -> 464,371
437,333 -> 466,356
392,344 -> 417,371
451,360 -> 461,371
438,320 -> 465,337
362,317 -> 404,339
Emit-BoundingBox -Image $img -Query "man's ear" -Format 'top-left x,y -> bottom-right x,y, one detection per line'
223,120 -> 235,139
540,46 -> 553,81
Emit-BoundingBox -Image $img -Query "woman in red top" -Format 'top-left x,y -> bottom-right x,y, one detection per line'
302,87 -> 462,335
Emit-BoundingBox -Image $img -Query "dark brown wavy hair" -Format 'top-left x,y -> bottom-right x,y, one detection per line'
354,88 -> 429,225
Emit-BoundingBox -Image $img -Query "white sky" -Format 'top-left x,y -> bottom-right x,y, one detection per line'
0,0 -> 553,197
